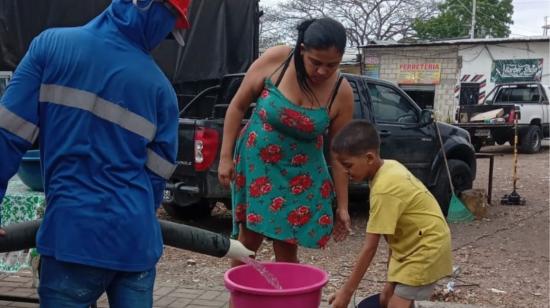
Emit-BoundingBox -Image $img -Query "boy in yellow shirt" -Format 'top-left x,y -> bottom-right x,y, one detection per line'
328,120 -> 452,308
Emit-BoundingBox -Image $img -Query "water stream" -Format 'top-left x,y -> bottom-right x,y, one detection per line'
240,257 -> 283,290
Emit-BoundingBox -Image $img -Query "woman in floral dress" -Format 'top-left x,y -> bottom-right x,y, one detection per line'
218,18 -> 353,265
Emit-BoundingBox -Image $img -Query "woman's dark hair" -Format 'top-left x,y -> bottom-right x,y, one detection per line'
294,17 -> 347,104
331,120 -> 380,156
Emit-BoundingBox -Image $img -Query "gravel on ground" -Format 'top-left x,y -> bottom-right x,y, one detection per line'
156,145 -> 549,308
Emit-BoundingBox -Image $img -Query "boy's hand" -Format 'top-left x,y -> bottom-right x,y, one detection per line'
328,288 -> 352,308
0,228 -> 5,237
333,208 -> 351,242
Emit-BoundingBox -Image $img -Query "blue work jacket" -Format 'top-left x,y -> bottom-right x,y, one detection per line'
0,0 -> 179,271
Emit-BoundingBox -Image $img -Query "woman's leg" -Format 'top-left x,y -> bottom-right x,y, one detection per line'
272,240 -> 298,263
230,224 -> 264,267
228,225 -> 264,308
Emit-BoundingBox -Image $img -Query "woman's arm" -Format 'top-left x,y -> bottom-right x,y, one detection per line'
218,45 -> 291,187
328,80 -> 354,240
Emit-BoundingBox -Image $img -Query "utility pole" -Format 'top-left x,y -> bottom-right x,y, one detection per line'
543,16 -> 549,36
470,0 -> 476,39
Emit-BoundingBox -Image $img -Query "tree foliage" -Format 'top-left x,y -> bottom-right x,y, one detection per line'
259,0 -> 438,49
413,0 -> 513,40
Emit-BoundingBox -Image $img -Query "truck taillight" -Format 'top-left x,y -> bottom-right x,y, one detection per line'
507,109 -> 515,123
194,127 -> 219,172
507,108 -> 521,123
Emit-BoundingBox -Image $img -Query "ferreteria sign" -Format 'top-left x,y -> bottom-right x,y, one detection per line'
364,56 -> 380,79
491,59 -> 543,83
398,63 -> 441,84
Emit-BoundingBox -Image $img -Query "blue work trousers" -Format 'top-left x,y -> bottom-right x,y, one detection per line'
38,256 -> 155,308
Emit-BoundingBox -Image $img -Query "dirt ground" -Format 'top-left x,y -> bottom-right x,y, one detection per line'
156,144 -> 549,308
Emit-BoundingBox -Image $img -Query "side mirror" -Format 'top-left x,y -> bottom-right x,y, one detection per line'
419,109 -> 434,127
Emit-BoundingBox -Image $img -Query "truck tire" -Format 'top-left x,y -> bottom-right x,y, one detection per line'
519,125 -> 542,154
162,199 -> 211,221
494,134 -> 508,145
471,137 -> 483,152
431,159 -> 474,217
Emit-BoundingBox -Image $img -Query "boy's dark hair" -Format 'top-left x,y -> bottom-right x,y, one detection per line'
331,120 -> 380,155
294,17 -> 347,105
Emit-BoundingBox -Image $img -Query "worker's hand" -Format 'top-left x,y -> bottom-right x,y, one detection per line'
218,157 -> 235,188
0,228 -> 5,237
224,239 -> 255,261
332,208 -> 351,242
328,288 -> 352,308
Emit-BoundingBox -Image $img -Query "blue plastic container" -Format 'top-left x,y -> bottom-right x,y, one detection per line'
17,150 -> 44,192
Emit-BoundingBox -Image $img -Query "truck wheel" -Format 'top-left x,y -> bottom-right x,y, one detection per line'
162,199 -> 211,221
494,135 -> 508,145
471,137 -> 483,152
519,125 -> 542,154
431,159 -> 474,217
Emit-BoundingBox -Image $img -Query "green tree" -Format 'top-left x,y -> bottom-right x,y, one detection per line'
260,0 -> 438,48
413,0 -> 513,40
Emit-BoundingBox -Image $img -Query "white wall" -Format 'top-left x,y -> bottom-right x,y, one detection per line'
458,40 -> 550,103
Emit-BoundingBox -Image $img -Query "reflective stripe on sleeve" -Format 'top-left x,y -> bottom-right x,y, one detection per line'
146,148 -> 176,180
39,84 -> 156,141
0,105 -> 39,143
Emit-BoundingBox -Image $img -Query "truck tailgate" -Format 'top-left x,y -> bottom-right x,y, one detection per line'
172,118 -> 225,180
458,104 -> 516,122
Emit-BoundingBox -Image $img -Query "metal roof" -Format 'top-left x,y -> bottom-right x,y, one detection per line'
360,36 -> 550,48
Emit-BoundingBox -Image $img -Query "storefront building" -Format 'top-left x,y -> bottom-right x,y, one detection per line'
360,37 -> 549,122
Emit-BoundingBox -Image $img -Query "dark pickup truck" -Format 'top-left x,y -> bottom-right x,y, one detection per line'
164,74 -> 477,219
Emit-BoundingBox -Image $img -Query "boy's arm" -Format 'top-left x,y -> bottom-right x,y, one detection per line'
328,232 -> 381,308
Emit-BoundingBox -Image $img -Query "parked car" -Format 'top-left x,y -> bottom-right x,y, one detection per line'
164,74 -> 477,219
455,82 -> 550,153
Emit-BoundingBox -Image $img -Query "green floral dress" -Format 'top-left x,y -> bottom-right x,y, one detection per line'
232,78 -> 335,249
0,177 -> 44,273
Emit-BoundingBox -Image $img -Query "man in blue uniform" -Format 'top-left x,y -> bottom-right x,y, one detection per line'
0,0 -> 192,306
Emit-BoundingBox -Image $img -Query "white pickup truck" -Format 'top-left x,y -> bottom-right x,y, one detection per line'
455,82 -> 550,153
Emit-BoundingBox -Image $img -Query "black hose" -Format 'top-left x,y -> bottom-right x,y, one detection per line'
0,219 -> 230,258
159,220 -> 230,258
0,219 -> 40,252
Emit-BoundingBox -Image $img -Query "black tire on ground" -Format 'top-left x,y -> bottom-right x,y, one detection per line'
471,137 -> 483,152
162,199 -> 212,220
494,135 -> 508,145
431,159 -> 474,217
519,125 -> 542,154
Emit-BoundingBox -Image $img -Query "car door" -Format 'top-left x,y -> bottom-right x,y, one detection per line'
542,85 -> 550,137
366,81 -> 438,183
345,76 -> 373,121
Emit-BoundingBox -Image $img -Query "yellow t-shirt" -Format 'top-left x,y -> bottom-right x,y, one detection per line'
367,160 -> 452,286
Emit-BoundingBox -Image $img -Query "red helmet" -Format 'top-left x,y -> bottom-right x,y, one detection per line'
166,0 -> 191,29
131,0 -> 191,45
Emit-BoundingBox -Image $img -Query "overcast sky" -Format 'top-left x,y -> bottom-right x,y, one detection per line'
259,0 -> 550,37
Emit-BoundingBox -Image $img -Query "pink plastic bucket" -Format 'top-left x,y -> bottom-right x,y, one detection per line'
224,262 -> 328,308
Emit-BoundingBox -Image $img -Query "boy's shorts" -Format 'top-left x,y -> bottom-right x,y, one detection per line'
394,282 -> 436,301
